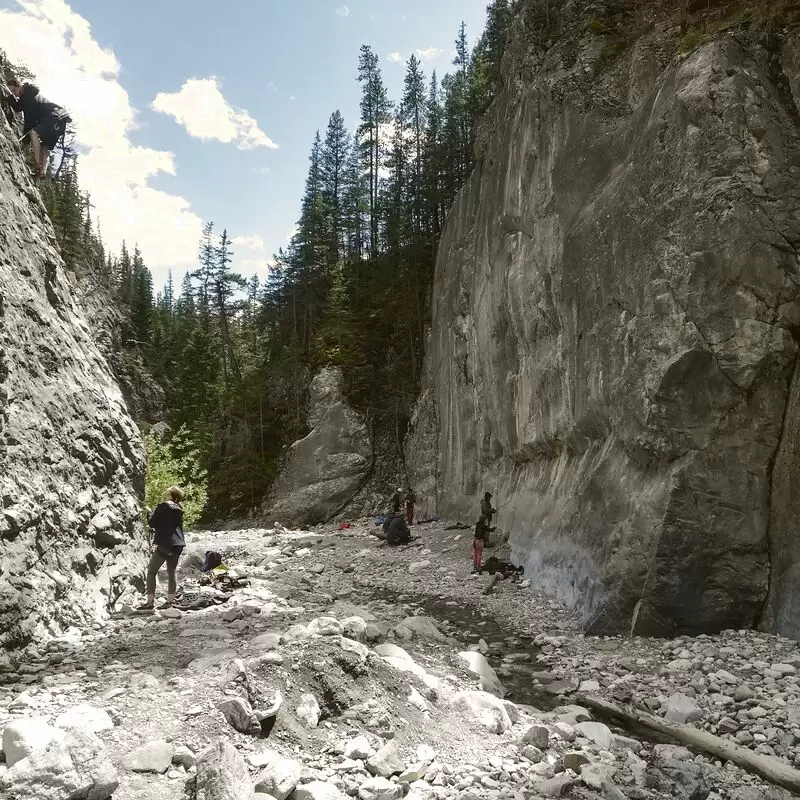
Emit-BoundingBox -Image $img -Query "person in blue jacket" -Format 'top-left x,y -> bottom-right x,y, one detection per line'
6,77 -> 71,179
138,486 -> 185,611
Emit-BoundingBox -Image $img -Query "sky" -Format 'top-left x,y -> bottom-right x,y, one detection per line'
0,0 -> 488,291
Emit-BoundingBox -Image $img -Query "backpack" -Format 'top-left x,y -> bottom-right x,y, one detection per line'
201,551 -> 222,572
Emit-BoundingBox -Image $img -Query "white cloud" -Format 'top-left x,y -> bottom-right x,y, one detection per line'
233,234 -> 266,252
387,48 -> 442,65
152,78 -> 278,151
336,5 -> 350,17
0,0 -> 202,285
416,47 -> 443,63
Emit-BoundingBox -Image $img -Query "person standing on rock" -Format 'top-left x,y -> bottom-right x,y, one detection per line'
5,78 -> 71,179
472,516 -> 495,574
481,492 -> 497,526
138,486 -> 186,611
405,488 -> 416,525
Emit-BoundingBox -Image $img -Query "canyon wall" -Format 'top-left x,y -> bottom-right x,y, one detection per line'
408,4 -> 800,637
0,111 -> 145,648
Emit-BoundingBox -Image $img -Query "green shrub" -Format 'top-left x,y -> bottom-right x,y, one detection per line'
678,28 -> 706,54
145,425 -> 208,527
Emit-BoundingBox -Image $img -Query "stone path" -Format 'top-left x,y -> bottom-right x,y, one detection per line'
0,519 -> 797,799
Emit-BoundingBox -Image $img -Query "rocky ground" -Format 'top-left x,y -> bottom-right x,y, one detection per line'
0,519 -> 797,799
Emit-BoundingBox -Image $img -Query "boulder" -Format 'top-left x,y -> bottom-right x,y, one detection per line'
308,617 -> 343,636
449,691 -> 512,734
264,367 -> 371,527
359,776 -> 404,800
294,780 -> 349,800
219,697 -> 260,735
344,735 -> 373,760
54,704 -> 114,735
296,693 -> 321,728
252,633 -> 281,651
2,718 -> 65,767
342,616 -> 368,641
253,750 -> 302,800
374,643 -> 413,661
393,616 -> 444,641
0,728 -> 118,800
574,721 -> 614,750
366,740 -> 405,777
122,740 -> 175,773
195,739 -> 254,800
521,725 -> 550,750
457,651 -> 504,697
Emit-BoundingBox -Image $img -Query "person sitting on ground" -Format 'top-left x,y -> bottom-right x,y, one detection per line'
480,491 -> 497,526
138,485 -> 186,611
386,512 -> 412,545
391,487 -> 402,514
405,488 -> 416,525
472,515 -> 495,574
5,77 -> 71,179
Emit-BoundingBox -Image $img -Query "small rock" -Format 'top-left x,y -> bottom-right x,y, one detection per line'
172,745 -> 196,769
536,773 -> 574,797
359,775 -> 403,800
122,740 -> 175,773
367,740 -> 405,777
2,718 -> 65,766
520,745 -> 544,763
307,617 -> 343,636
252,633 -> 281,651
574,721 -> 613,750
294,780 -> 348,799
219,697 -> 260,734
521,725 -> 550,749
563,752 -> 591,771
665,692 -> 703,724
54,704 -> 114,734
296,693 -> 321,728
344,735 -> 373,760
408,561 -> 431,575
733,685 -> 756,703
253,750 -> 302,800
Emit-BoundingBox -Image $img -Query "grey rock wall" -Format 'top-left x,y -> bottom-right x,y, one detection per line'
408,15 -> 800,637
265,367 -> 371,526
0,112 -> 145,648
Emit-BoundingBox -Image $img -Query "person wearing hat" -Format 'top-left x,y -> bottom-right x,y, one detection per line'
391,487 -> 402,514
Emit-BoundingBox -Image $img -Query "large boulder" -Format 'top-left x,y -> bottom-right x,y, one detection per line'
0,728 -> 118,799
2,718 -> 65,766
449,691 -> 512,734
0,111 -> 144,648
194,739 -> 254,800
265,367 -> 371,526
406,12 -> 800,638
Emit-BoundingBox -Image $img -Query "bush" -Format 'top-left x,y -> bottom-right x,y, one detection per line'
145,425 -> 208,527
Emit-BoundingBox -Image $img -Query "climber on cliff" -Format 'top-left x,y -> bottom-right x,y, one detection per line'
138,486 -> 186,611
5,77 -> 71,179
480,491 -> 497,526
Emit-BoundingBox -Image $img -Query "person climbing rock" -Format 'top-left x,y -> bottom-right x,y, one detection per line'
480,491 -> 497,526
138,486 -> 186,611
5,77 -> 71,179
391,487 -> 402,514
405,488 -> 416,525
472,515 -> 495,574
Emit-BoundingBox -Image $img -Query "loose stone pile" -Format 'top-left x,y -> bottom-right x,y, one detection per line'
0,521 -> 796,800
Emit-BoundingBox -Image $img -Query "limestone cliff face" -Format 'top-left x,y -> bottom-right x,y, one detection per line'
408,6 -> 800,637
266,367 -> 371,526
0,113 -> 145,648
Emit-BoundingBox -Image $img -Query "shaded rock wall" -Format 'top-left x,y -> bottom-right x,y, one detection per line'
265,367 -> 371,526
408,8 -> 800,637
0,112 -> 145,648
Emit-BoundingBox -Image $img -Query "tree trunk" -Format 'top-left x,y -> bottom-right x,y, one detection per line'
574,693 -> 800,796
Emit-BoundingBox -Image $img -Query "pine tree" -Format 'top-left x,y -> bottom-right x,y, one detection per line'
212,229 -> 245,387
320,110 -> 350,269
357,45 -> 392,258
130,246 -> 153,345
424,72 -> 444,237
402,55 -> 427,239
